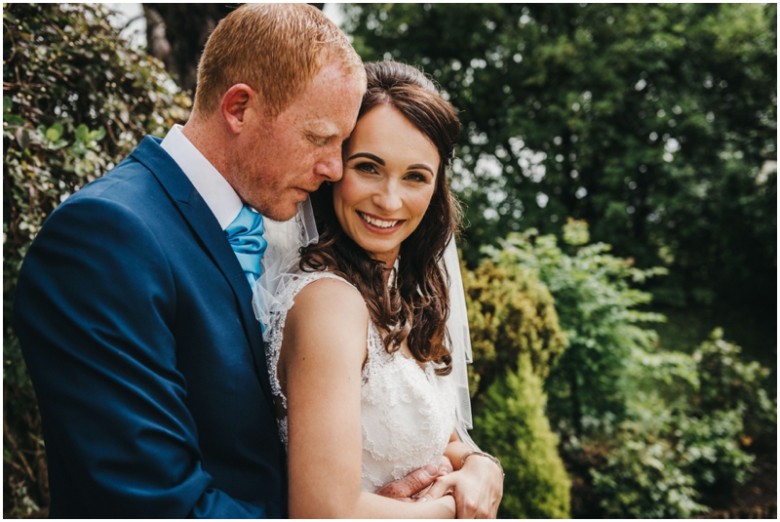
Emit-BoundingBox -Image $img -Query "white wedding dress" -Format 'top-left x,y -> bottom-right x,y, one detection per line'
263,269 -> 457,492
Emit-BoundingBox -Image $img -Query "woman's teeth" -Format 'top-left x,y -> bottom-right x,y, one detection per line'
359,212 -> 398,229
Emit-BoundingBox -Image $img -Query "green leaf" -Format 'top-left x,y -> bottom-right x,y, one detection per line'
69,141 -> 87,156
74,123 -> 89,142
44,122 -> 63,142
89,127 -> 106,142
4,113 -> 26,127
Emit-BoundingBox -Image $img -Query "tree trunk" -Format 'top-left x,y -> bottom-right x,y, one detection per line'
143,4 -> 326,94
143,4 -> 238,93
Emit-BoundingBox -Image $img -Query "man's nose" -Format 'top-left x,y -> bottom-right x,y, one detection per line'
314,151 -> 343,182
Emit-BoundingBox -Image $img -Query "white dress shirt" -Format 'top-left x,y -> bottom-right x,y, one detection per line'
160,124 -> 243,230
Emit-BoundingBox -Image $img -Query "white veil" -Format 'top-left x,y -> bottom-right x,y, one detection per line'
253,199 -> 476,444
442,238 -> 476,444
251,198 -> 319,328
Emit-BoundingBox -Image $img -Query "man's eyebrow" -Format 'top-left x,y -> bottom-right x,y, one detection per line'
346,152 -> 385,165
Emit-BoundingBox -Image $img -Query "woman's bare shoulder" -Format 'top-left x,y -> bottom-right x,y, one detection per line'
285,275 -> 369,346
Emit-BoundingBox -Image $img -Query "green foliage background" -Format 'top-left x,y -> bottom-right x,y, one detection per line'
3,2 -> 776,519
342,3 -> 776,311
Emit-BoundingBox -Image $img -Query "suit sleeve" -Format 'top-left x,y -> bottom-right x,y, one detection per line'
14,196 -> 272,518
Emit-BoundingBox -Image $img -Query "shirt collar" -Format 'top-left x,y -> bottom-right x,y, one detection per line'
160,124 -> 243,230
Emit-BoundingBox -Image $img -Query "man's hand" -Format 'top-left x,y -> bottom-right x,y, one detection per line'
420,453 -> 503,518
376,457 -> 453,500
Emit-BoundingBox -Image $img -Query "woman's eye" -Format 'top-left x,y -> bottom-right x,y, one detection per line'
355,162 -> 378,174
405,172 -> 429,183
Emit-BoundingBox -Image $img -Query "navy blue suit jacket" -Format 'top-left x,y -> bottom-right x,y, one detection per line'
14,136 -> 287,517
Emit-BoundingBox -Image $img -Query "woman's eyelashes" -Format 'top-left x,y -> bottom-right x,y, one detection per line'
354,161 -> 379,174
404,171 -> 431,183
351,162 -> 432,183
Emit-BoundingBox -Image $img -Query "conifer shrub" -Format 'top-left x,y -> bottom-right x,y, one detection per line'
471,354 -> 571,518
463,256 -> 566,399
462,252 -> 570,517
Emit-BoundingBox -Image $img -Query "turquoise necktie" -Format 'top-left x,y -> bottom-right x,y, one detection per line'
225,205 -> 267,288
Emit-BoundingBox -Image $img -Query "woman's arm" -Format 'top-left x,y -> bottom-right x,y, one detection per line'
280,278 -> 455,518
444,432 -> 474,471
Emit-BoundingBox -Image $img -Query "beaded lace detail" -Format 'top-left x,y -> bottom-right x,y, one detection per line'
264,269 -> 456,492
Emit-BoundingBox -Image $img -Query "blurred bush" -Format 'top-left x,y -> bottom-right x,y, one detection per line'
464,249 -> 570,517
472,353 -> 571,518
469,221 -> 774,517
695,328 -> 777,440
583,387 -> 759,517
3,3 -> 190,516
463,253 -> 566,398
484,219 -> 667,435
567,328 -> 774,517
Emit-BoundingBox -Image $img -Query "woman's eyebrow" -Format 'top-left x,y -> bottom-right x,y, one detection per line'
408,163 -> 435,175
346,152 -> 385,165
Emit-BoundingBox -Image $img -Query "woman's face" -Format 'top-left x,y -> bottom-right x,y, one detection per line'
334,104 -> 440,267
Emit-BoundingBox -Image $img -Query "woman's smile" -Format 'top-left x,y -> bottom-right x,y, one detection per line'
357,211 -> 404,232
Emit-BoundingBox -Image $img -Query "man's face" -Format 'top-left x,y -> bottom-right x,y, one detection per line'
230,63 -> 365,221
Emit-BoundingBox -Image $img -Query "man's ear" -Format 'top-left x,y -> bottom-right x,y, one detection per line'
221,83 -> 255,134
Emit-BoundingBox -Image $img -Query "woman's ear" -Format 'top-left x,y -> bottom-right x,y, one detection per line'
221,83 -> 255,134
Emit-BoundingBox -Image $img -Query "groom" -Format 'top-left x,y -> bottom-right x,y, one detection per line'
13,4 -> 365,517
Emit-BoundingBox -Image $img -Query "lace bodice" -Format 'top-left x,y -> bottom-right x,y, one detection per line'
263,269 -> 456,492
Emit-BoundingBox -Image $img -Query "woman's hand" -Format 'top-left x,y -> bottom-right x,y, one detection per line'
420,454 -> 503,518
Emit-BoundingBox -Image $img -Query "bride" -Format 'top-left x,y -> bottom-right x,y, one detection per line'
256,60 -> 504,518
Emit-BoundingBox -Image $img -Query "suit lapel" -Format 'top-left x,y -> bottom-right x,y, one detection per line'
130,137 -> 274,406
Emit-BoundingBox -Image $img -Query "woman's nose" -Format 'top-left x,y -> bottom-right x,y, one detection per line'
372,182 -> 403,212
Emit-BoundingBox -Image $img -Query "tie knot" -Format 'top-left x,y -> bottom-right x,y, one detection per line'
226,205 -> 267,286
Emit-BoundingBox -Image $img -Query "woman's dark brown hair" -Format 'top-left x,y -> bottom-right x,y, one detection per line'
300,60 -> 462,374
